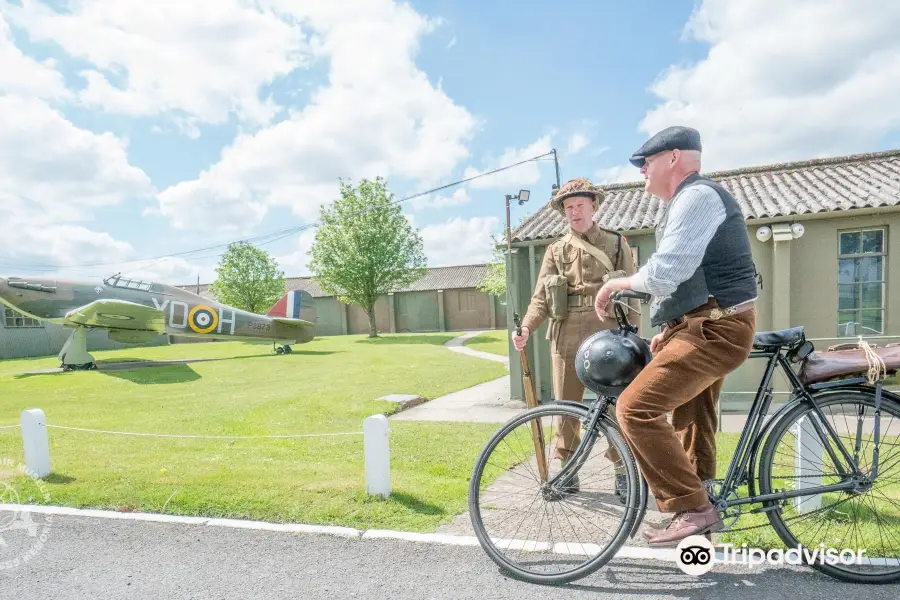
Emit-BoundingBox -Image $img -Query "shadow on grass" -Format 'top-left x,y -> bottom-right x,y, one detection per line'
43,473 -> 77,484
355,335 -> 453,347
99,363 -> 202,384
389,491 -> 446,516
11,351 -> 341,379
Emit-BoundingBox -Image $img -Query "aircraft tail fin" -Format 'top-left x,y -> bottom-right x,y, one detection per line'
267,290 -> 316,323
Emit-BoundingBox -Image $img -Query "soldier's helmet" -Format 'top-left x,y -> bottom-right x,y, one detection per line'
551,177 -> 604,216
575,328 -> 652,397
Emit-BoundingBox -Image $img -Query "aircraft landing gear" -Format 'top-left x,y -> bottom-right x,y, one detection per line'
273,343 -> 292,355
59,327 -> 97,372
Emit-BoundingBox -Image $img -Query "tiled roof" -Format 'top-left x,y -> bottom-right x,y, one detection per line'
178,264 -> 491,299
514,148 -> 900,242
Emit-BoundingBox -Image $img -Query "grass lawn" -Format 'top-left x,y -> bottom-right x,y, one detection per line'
0,333 -> 509,532
462,330 -> 509,357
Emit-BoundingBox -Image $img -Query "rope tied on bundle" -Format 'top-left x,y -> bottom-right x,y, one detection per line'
857,336 -> 887,384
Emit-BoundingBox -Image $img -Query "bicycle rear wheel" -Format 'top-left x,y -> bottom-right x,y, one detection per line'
758,390 -> 900,583
468,403 -> 641,585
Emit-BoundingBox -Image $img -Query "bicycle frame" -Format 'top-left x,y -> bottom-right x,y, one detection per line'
715,345 -> 893,510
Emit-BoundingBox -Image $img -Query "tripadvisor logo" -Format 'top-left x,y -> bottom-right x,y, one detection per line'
675,535 -> 868,576
0,457 -> 53,570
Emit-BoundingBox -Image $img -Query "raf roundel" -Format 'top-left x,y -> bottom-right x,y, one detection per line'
188,305 -> 219,334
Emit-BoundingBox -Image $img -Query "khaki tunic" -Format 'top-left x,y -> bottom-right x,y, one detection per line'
520,224 -> 638,461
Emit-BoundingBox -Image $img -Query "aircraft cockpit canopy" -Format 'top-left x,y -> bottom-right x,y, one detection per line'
103,274 -> 160,292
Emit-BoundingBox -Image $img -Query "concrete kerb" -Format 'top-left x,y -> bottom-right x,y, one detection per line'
0,503 -> 684,564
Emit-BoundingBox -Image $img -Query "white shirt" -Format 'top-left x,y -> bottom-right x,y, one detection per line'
630,184 -> 726,296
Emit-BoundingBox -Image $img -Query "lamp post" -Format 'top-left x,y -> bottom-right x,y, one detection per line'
505,189 -> 530,254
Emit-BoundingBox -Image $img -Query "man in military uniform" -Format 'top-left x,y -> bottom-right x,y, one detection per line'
511,177 -> 639,497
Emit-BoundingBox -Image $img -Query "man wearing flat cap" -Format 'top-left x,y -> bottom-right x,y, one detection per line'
512,177 -> 639,500
593,125 -> 759,546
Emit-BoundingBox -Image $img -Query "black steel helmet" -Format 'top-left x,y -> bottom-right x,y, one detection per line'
575,328 -> 653,397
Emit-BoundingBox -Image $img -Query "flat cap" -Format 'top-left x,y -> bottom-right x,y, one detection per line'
629,126 -> 702,168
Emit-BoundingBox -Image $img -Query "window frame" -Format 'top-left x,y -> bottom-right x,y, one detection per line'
3,307 -> 44,329
837,226 -> 888,337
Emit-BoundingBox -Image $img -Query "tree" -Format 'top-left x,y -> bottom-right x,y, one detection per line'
308,177 -> 427,338
208,241 -> 286,314
477,234 -> 507,298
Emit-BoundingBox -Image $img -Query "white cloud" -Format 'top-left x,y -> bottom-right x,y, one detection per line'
421,216 -> 499,266
0,13 -> 70,100
5,0 -> 310,129
275,229 -> 317,277
153,1 -> 480,232
595,165 -> 642,185
119,256 -> 214,286
409,187 -> 470,211
566,132 -> 589,155
464,134 -> 553,191
0,200 -> 134,273
632,0 -> 900,172
0,94 -> 153,272
0,95 -> 153,219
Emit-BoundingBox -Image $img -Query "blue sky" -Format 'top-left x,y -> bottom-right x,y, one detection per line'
2,0 -> 900,284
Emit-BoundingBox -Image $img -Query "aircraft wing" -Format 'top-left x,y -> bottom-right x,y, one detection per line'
64,299 -> 167,332
271,316 -> 315,329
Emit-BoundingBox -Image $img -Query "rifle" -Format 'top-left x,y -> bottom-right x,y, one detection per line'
513,313 -> 549,484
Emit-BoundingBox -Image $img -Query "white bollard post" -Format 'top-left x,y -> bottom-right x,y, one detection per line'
364,414 -> 390,498
21,409 -> 51,478
794,416 -> 822,513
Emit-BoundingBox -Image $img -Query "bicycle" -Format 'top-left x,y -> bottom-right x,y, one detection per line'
468,290 -> 900,585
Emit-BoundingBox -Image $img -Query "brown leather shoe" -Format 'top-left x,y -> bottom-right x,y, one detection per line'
645,504 -> 723,547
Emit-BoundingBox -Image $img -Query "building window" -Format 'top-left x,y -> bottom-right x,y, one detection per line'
838,227 -> 886,337
4,307 -> 43,328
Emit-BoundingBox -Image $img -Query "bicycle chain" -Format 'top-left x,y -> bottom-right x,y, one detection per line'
717,495 -> 853,534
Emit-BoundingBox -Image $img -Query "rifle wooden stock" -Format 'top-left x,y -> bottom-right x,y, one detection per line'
514,314 -> 549,484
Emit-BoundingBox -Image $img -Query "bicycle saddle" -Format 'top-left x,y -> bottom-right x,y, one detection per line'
752,326 -> 805,349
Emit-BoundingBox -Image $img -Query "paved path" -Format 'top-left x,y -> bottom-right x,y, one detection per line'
443,330 -> 510,365
392,331 -> 520,423
3,510 -> 897,599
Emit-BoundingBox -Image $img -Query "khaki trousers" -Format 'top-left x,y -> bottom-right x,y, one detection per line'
550,309 -> 621,466
615,307 -> 757,513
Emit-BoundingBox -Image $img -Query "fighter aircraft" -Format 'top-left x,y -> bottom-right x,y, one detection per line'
0,273 -> 317,371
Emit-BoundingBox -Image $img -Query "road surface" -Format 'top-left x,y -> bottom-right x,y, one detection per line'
2,510 -> 899,599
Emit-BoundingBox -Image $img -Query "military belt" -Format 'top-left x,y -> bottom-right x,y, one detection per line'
567,294 -> 594,308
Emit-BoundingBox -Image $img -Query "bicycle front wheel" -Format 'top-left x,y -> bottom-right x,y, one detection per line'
758,389 -> 900,584
468,403 -> 640,585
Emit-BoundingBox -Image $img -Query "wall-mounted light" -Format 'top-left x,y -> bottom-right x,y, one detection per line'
791,223 -> 805,238
756,226 -> 772,242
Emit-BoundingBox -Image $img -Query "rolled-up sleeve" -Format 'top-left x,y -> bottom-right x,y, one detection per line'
636,185 -> 726,297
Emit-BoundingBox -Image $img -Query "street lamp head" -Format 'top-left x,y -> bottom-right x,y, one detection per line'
517,189 -> 530,205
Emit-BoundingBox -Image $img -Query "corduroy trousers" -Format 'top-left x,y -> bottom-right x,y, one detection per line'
615,306 -> 757,513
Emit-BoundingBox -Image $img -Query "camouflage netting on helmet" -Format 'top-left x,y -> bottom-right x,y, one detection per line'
551,177 -> 603,214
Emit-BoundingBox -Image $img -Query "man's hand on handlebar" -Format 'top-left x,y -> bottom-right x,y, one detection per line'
594,279 -> 651,321
511,325 -> 530,352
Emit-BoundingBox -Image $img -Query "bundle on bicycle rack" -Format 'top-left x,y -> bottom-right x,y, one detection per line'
798,338 -> 900,384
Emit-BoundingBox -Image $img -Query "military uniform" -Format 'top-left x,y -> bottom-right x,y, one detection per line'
521,222 -> 639,463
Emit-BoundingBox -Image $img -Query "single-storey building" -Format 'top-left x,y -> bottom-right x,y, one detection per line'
505,148 -> 900,411
180,263 -> 507,337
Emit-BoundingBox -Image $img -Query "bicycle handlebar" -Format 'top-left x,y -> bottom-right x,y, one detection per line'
612,289 -> 652,303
